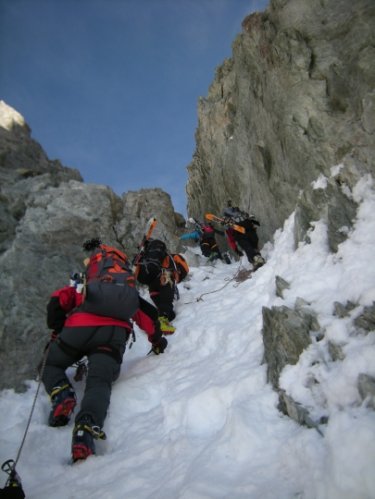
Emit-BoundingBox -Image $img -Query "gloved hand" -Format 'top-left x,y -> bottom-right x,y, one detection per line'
250,216 -> 260,226
151,337 -> 168,355
150,321 -> 163,344
235,249 -> 244,257
50,330 -> 59,341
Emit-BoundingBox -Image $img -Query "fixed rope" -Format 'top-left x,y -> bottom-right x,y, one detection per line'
183,260 -> 248,304
2,341 -> 51,485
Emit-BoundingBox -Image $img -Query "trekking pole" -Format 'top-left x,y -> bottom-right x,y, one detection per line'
2,341 -> 51,483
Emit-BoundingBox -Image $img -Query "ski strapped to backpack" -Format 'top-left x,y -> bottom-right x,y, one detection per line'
204,213 -> 246,234
132,217 -> 158,268
80,243 -> 139,321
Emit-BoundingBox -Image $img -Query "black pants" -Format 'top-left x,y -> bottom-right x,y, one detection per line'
234,232 -> 260,264
0,486 -> 25,498
200,237 -> 222,259
42,325 -> 128,428
149,282 -> 176,320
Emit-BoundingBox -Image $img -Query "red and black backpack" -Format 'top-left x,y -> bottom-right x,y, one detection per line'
80,244 -> 139,321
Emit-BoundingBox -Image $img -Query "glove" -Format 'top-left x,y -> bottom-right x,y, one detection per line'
235,249 -> 243,257
250,216 -> 260,226
70,272 -> 85,292
151,337 -> 168,355
50,330 -> 59,341
151,320 -> 162,341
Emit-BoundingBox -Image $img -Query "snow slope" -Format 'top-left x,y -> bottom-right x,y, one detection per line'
1,174 -> 375,499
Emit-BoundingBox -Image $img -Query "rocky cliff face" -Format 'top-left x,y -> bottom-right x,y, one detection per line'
0,101 -> 185,390
185,0 -> 375,428
1,0 -> 375,411
186,0 -> 375,245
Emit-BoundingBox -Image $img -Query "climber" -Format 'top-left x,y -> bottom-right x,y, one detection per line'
222,201 -> 265,270
180,219 -> 230,263
0,485 -> 25,499
134,238 -> 189,333
41,238 -> 168,463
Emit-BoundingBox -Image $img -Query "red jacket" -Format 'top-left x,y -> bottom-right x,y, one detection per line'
225,228 -> 238,251
49,286 -> 157,342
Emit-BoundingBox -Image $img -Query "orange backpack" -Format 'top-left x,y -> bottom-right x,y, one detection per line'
171,254 -> 189,283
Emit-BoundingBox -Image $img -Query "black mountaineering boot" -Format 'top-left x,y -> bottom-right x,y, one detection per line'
252,254 -> 265,271
48,384 -> 77,427
223,252 -> 231,264
71,416 -> 106,462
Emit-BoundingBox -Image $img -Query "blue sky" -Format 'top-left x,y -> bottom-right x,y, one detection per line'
0,0 -> 269,215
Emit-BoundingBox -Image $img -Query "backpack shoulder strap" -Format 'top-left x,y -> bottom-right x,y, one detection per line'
100,244 -> 128,262
86,245 -> 131,281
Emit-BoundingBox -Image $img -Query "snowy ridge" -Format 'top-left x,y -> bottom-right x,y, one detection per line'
0,100 -> 26,130
1,178 -> 375,498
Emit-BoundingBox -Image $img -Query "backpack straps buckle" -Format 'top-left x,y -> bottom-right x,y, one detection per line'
160,269 -> 173,286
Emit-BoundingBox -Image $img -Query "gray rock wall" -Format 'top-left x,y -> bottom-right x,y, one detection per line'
186,0 -> 375,245
0,102 -> 184,390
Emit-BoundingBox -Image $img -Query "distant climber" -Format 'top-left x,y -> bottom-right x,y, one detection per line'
134,239 -> 189,333
180,218 -> 230,263
222,201 -> 265,270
